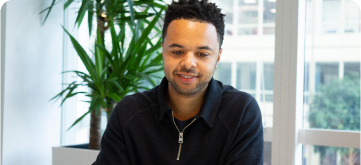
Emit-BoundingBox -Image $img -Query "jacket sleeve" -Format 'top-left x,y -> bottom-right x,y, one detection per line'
92,105 -> 130,165
225,98 -> 264,165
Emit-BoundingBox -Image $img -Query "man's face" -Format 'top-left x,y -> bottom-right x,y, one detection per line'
162,19 -> 222,96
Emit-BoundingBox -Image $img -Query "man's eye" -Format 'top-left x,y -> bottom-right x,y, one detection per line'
172,51 -> 182,55
198,53 -> 208,57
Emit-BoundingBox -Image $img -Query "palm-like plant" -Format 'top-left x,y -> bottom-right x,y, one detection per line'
42,0 -> 166,149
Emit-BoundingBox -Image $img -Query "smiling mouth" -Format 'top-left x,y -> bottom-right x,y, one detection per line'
179,74 -> 195,78
177,74 -> 197,84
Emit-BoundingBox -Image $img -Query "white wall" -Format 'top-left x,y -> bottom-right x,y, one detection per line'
2,0 -> 63,164
0,2 -> 5,165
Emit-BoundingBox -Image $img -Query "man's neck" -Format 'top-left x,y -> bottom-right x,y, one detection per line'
165,83 -> 208,121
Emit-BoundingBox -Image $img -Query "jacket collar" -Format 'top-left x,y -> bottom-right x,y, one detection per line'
157,77 -> 223,128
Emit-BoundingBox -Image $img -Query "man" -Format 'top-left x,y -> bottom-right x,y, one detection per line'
93,0 -> 263,164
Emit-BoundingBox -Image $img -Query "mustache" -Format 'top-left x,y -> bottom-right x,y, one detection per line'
172,66 -> 201,76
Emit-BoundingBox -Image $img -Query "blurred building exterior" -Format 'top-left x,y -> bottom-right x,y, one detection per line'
212,0 -> 360,164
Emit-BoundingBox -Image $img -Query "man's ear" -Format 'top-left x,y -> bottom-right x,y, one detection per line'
216,48 -> 222,68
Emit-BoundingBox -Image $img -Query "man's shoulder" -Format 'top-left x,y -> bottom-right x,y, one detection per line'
216,81 -> 262,130
216,80 -> 256,105
216,80 -> 260,116
113,86 -> 159,121
117,87 -> 158,107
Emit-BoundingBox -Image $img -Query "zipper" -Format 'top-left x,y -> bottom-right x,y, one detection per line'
172,111 -> 197,161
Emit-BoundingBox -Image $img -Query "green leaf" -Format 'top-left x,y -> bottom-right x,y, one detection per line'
107,78 -> 124,92
95,28 -> 104,78
109,19 -> 121,67
67,109 -> 93,131
149,52 -> 163,65
127,0 -> 135,24
138,72 -> 156,86
117,57 -> 130,75
108,93 -> 122,102
61,91 -> 87,105
124,73 -> 136,80
96,43 -> 115,68
62,26 -> 97,80
140,62 -> 162,72
39,0 -> 62,14
134,19 -> 142,41
116,14 -> 155,21
145,67 -> 164,74
75,0 -> 90,28
88,9 -> 94,37
41,0 -> 57,25
133,42 -> 147,69
88,96 -> 105,113
145,41 -> 161,56
132,11 -> 162,54
50,81 -> 77,102
118,23 -> 126,53
64,0 -> 74,9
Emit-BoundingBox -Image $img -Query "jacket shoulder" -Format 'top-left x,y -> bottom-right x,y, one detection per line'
216,80 -> 256,105
217,82 -> 261,125
113,87 -> 159,124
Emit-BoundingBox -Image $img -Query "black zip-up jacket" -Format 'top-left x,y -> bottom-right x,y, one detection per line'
93,77 -> 263,165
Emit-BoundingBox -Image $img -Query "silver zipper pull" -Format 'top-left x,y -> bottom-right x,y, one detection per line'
178,132 -> 183,143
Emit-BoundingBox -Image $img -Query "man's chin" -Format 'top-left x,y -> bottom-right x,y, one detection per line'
169,80 -> 209,96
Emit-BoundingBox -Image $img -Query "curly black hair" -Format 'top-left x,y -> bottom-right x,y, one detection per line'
162,0 -> 226,48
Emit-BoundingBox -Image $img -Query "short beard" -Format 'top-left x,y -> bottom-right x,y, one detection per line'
167,67 -> 211,96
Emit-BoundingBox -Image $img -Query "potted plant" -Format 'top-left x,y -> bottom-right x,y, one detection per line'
41,0 -> 166,164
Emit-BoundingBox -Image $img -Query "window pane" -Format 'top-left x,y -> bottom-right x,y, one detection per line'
344,62 -> 360,81
215,0 -> 276,163
315,63 -> 338,91
214,62 -> 232,86
237,62 -> 256,90
238,0 -> 258,24
263,0 -> 275,24
303,0 -> 361,131
303,144 -> 360,165
263,63 -> 274,91
238,28 -> 258,35
344,0 -> 360,33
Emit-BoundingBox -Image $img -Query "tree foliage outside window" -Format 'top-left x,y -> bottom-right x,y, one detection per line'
309,72 -> 360,165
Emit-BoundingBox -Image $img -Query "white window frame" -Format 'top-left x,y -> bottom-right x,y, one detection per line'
0,3 -> 5,165
272,0 -> 360,165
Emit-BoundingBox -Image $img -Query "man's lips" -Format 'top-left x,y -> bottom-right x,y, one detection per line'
177,74 -> 197,84
177,74 -> 197,78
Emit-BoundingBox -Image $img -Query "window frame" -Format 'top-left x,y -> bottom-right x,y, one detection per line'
0,2 -> 5,163
272,0 -> 360,164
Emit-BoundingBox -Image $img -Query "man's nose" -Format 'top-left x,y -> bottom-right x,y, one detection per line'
181,52 -> 197,69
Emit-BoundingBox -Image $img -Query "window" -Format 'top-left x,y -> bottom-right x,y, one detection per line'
214,0 -> 276,164
237,62 -> 256,92
302,0 -> 360,164
314,63 -> 339,91
61,0 -> 360,164
214,62 -> 232,86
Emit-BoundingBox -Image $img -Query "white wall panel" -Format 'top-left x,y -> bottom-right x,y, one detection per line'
2,0 -> 63,164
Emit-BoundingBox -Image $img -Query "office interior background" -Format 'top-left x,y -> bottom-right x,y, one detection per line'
0,0 -> 360,164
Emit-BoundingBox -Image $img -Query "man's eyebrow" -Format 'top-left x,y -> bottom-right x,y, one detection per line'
168,44 -> 213,51
168,43 -> 184,48
197,46 -> 212,51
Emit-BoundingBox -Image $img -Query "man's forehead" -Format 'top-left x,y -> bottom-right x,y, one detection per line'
166,18 -> 215,31
164,19 -> 218,42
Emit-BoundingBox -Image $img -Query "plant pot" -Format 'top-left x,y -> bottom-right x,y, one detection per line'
52,143 -> 100,165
